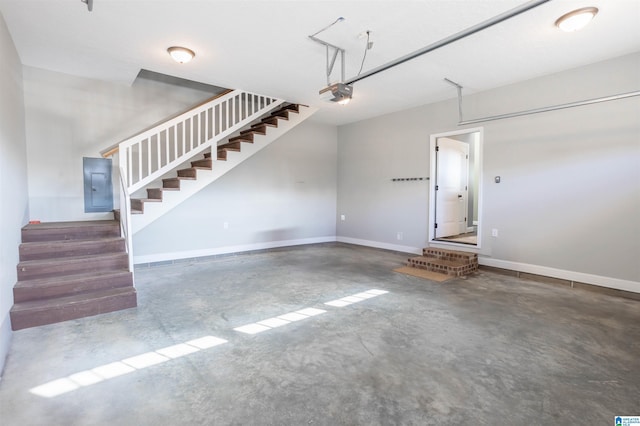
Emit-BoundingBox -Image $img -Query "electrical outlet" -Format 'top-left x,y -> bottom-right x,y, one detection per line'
340,215 -> 346,221
397,232 -> 403,241
492,228 -> 498,237
224,222 -> 229,229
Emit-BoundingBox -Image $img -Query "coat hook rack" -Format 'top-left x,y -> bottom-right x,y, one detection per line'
391,177 -> 429,182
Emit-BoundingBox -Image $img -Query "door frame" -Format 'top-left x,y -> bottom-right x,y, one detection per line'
428,127 -> 484,249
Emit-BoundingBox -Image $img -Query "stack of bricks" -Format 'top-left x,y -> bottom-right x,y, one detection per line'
407,247 -> 478,277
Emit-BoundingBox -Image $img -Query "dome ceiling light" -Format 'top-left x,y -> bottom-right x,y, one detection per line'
555,7 -> 599,32
167,46 -> 196,64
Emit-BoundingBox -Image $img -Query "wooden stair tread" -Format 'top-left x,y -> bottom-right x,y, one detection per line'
177,167 -> 197,172
19,237 -> 125,261
14,270 -> 132,289
18,252 -> 127,268
131,198 -> 162,202
241,128 -> 265,135
10,286 -> 137,330
261,117 -> 281,125
22,220 -> 118,230
22,220 -> 120,242
164,176 -> 196,181
190,160 -> 212,169
13,270 -> 133,303
10,287 -> 136,313
281,104 -> 300,113
20,236 -> 123,248
229,135 -> 253,143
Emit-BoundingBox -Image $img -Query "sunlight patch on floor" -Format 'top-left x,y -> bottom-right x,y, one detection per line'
29,335 -> 228,398
324,289 -> 388,307
234,307 -> 327,335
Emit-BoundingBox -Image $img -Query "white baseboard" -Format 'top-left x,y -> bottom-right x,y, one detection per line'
336,236 -> 422,255
479,257 -> 640,294
132,234 -> 639,295
133,236 -> 337,264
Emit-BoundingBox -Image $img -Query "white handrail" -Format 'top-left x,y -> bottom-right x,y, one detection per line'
118,164 -> 134,273
118,90 -> 283,194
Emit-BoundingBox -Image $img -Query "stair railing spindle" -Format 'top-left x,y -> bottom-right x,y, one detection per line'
127,146 -> 133,188
147,138 -> 152,181
137,141 -> 143,185
182,120 -> 186,158
156,133 -> 161,173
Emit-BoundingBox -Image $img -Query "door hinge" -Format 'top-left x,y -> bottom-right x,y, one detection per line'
465,185 -> 467,190
434,223 -> 438,229
466,154 -> 468,159
435,146 -> 439,152
435,185 -> 439,190
464,217 -> 467,222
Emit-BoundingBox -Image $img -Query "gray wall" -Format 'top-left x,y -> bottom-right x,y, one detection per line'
133,120 -> 338,262
0,13 -> 28,374
337,52 -> 640,284
22,67 -> 217,222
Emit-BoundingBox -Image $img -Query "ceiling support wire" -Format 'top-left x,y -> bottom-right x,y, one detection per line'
444,78 -> 464,122
445,77 -> 640,125
309,17 -> 347,85
357,31 -> 371,76
343,0 -> 551,86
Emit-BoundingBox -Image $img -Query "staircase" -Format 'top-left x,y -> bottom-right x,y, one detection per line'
124,100 -> 315,234
10,220 -> 136,330
407,247 -> 478,277
129,103 -> 305,218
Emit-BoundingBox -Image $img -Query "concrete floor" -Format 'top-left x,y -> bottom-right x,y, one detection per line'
0,243 -> 638,425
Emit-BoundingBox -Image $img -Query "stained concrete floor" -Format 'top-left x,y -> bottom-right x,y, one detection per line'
0,243 -> 638,425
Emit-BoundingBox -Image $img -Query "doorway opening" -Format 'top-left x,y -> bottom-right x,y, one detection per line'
429,128 -> 483,247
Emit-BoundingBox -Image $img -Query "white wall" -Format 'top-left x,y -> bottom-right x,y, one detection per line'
337,53 -> 640,289
132,120 -> 338,262
22,67 -> 218,222
0,13 -> 28,374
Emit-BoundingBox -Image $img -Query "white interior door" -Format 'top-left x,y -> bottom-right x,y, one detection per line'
435,137 -> 469,238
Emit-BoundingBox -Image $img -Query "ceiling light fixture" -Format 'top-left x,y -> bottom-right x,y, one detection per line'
555,7 -> 598,32
167,46 -> 195,64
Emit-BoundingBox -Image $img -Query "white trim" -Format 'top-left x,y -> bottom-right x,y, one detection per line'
336,236 -> 421,254
479,257 -> 640,294
132,235 -> 640,294
133,236 -> 336,264
428,127 -> 484,249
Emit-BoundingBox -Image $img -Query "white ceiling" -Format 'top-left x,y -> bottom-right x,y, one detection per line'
1,0 -> 639,125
